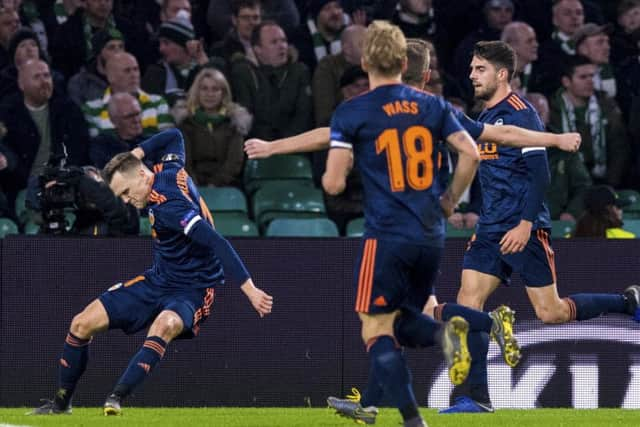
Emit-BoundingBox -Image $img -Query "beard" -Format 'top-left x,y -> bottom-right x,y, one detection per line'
473,80 -> 498,101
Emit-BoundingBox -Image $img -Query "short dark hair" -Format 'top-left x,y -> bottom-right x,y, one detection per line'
232,0 -> 261,15
250,20 -> 279,46
473,40 -> 516,81
560,54 -> 593,79
403,38 -> 430,86
102,152 -> 142,184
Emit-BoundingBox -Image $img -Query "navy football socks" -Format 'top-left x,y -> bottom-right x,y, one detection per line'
566,294 -> 626,321
112,336 -> 167,399
368,335 -> 419,421
437,303 -> 493,334
56,332 -> 91,408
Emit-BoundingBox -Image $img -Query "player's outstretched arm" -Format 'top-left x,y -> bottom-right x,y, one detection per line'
480,125 -> 581,152
322,147 -> 353,196
240,278 -> 274,318
244,127 -> 331,159
441,130 -> 480,217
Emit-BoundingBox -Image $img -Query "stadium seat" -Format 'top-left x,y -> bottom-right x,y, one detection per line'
446,225 -> 475,239
0,217 -> 18,238
14,189 -> 28,224
139,216 -> 152,236
619,189 -> 640,219
198,186 -> 248,214
551,220 -> 575,238
252,181 -> 326,230
23,221 -> 39,235
213,214 -> 259,237
265,218 -> 339,237
346,217 -> 365,237
621,220 -> 640,237
243,155 -> 314,194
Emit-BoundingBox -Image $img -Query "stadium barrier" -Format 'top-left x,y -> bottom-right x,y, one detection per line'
1,236 -> 639,408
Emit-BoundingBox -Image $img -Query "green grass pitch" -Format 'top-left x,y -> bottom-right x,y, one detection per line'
1,408 -> 640,426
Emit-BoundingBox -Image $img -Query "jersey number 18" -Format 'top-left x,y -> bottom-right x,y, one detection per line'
376,126 -> 434,192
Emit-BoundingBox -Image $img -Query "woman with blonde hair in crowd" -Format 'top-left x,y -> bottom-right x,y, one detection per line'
179,67 -> 252,187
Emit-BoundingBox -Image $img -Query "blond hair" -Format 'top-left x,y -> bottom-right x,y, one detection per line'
186,68 -> 233,114
362,21 -> 407,77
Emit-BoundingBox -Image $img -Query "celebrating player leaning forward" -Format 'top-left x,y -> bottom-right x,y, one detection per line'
31,129 -> 273,416
456,41 -> 640,363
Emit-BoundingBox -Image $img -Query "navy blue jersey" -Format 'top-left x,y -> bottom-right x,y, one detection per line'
330,84 -> 468,246
476,92 -> 551,233
139,129 -> 223,289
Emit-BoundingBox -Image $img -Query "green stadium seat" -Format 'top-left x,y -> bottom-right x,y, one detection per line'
0,217 -> 19,238
14,189 -> 27,224
213,214 -> 259,237
346,217 -> 365,237
621,220 -> 640,237
252,181 -> 326,230
243,155 -> 314,194
445,225 -> 475,239
619,189 -> 640,219
265,218 -> 339,237
23,221 -> 39,235
139,216 -> 152,236
551,220 -> 575,238
198,186 -> 248,214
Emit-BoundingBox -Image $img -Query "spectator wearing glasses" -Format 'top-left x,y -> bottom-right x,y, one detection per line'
210,0 -> 262,66
89,92 -> 146,168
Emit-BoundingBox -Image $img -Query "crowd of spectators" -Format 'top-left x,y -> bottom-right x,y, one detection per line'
0,0 -> 639,237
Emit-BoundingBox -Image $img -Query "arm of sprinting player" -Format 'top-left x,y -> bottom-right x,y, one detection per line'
136,128 -> 186,163
442,130 -> 480,217
188,219 -> 273,317
499,150 -> 550,255
322,147 -> 352,196
480,124 -> 581,152
244,127 -> 330,159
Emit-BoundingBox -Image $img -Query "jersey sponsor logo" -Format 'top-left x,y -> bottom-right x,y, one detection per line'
478,142 -> 499,160
382,100 -> 419,117
429,321 -> 640,408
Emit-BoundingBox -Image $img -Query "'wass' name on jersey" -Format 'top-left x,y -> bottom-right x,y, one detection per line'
382,100 -> 419,116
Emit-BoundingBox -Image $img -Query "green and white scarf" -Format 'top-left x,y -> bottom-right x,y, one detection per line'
559,91 -> 607,178
83,13 -> 118,61
552,30 -> 575,55
307,15 -> 347,63
593,63 -> 616,98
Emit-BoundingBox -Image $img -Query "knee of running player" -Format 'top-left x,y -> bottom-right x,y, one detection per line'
533,300 -> 570,324
359,311 -> 400,346
69,312 -> 100,340
149,310 -> 185,342
456,288 -> 487,311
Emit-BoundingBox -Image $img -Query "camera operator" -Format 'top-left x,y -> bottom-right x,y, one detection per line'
37,163 -> 139,236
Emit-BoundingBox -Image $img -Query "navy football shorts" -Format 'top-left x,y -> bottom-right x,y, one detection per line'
462,228 -> 556,287
99,275 -> 215,338
353,238 -> 442,314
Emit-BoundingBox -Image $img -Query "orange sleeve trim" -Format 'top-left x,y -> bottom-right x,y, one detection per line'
124,275 -> 145,287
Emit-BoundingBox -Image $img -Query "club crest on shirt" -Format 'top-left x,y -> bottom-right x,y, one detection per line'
494,118 -> 504,126
180,210 -> 198,228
